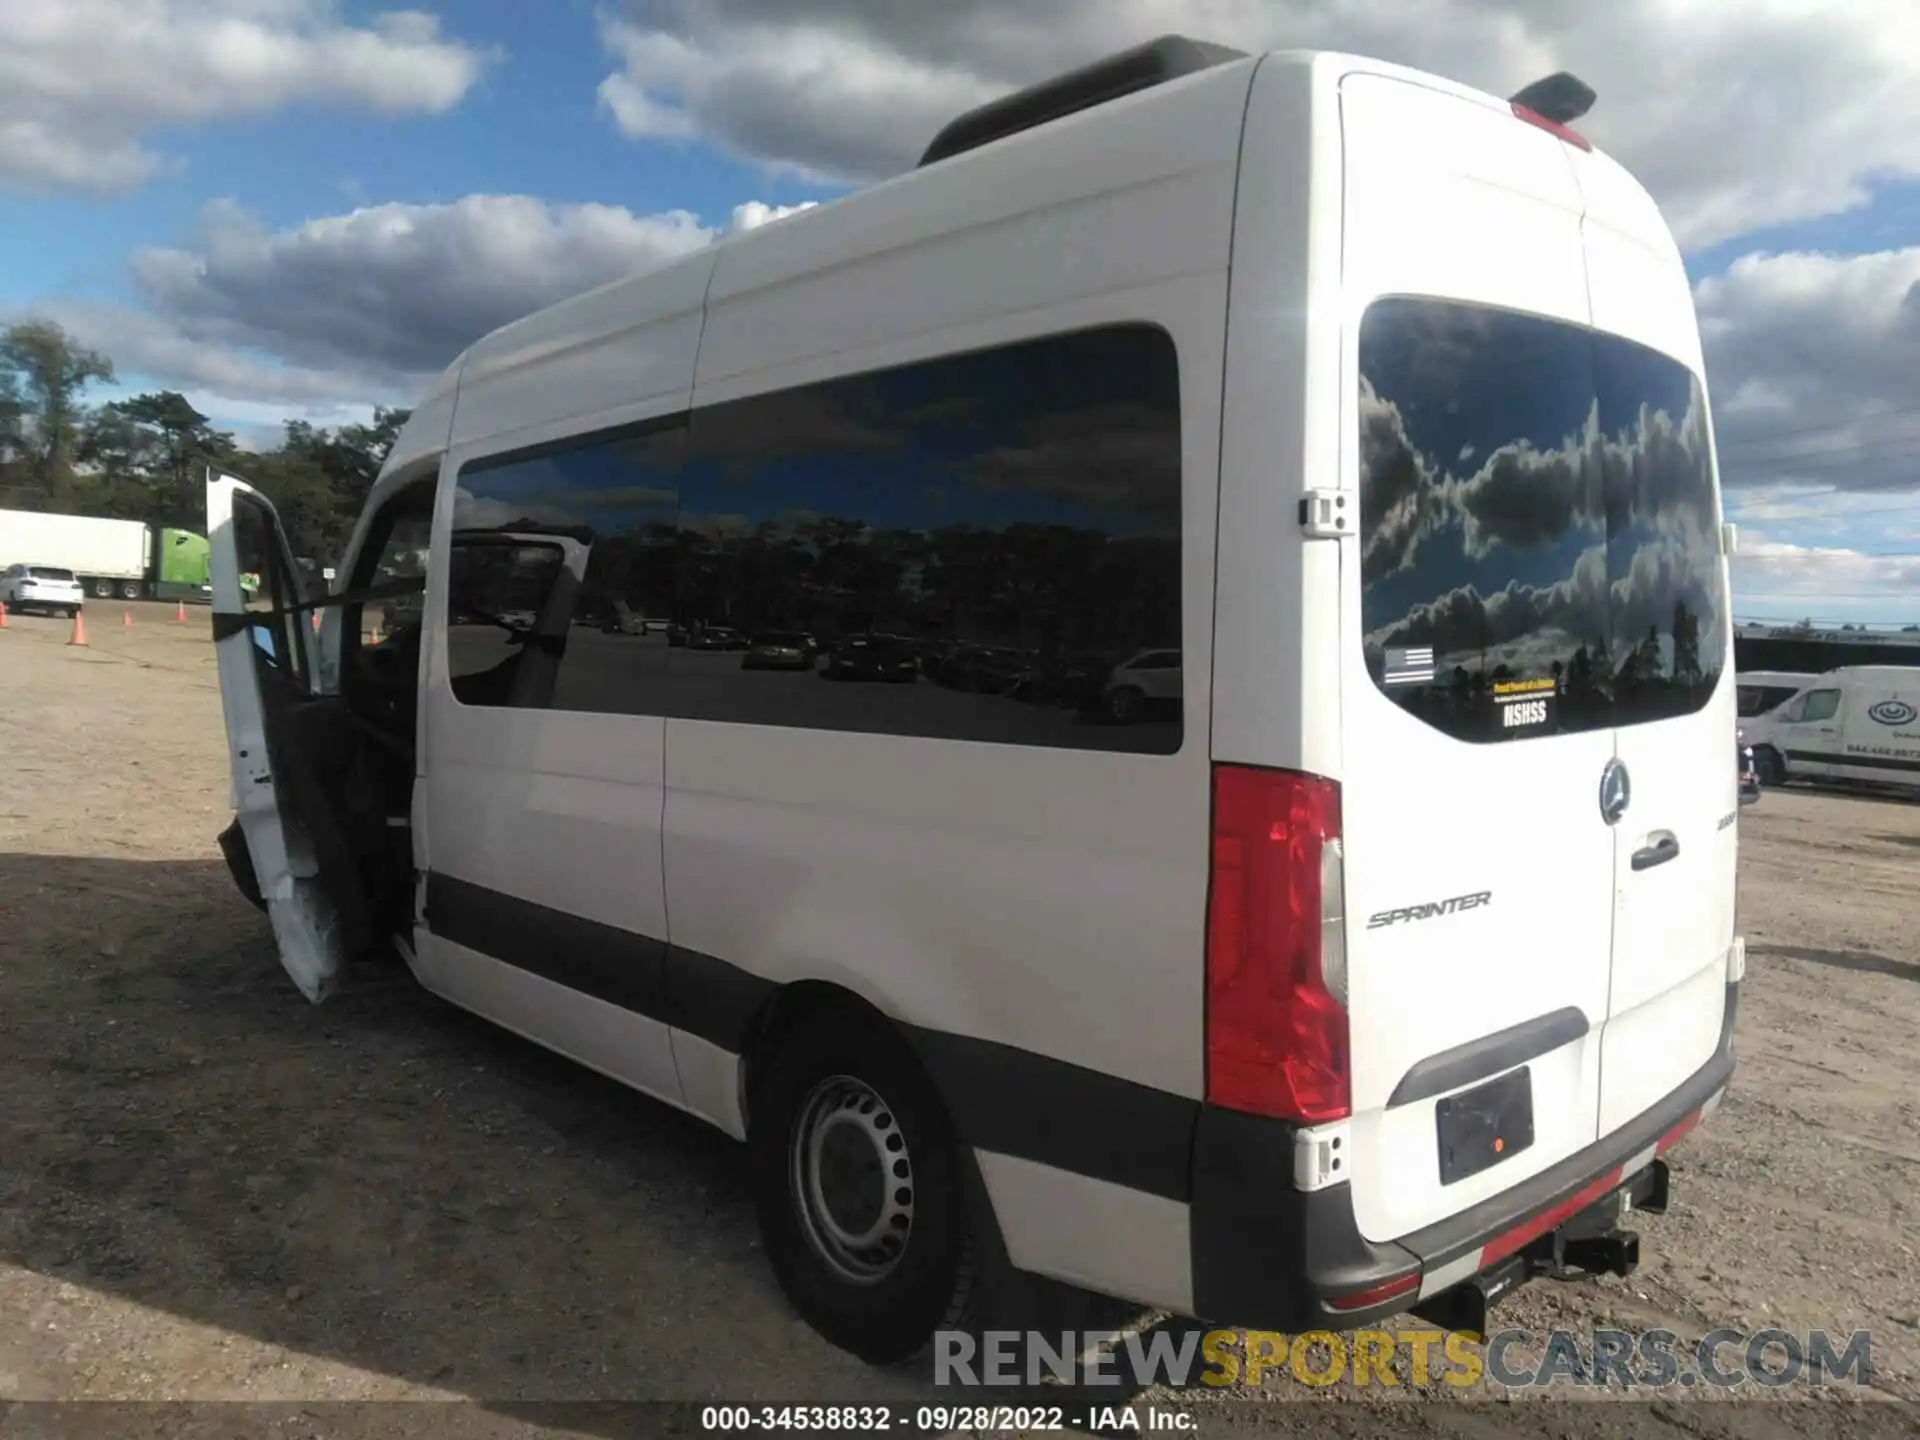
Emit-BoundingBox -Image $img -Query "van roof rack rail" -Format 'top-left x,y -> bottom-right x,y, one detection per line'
917,34 -> 1249,169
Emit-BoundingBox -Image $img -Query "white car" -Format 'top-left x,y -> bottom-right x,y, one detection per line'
1,563 -> 85,617
1101,648 -> 1184,722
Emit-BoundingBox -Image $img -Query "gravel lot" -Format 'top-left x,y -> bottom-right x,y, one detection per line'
1,603 -> 1915,1434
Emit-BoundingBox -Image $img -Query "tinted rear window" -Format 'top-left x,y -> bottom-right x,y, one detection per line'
1359,297 -> 1726,742
29,567 -> 76,580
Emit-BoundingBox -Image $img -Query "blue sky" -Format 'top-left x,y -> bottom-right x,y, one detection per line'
4,0 -> 1919,625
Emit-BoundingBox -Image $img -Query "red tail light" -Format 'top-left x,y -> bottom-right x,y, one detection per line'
1511,102 -> 1592,151
1206,764 -> 1350,1124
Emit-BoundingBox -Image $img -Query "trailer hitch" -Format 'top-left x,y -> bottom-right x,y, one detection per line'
1413,1161 -> 1671,1332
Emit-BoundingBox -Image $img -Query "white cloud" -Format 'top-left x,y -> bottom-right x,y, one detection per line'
1696,248 -> 1920,501
127,195 -> 722,381
12,193 -> 814,424
0,0 -> 493,193
1733,539 -> 1920,607
729,200 -> 818,231
7,297 -> 382,410
593,0 -> 1920,248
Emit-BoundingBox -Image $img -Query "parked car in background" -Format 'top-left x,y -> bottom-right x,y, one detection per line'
742,632 -> 817,671
689,625 -> 749,652
1,563 -> 85,617
1100,648 -> 1183,722
929,642 -> 1022,692
822,634 -> 918,682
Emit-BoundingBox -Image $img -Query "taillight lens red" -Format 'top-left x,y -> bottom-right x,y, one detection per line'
1206,764 -> 1350,1124
1511,101 -> 1593,151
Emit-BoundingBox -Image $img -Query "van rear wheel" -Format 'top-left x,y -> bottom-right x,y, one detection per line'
749,1009 -> 977,1364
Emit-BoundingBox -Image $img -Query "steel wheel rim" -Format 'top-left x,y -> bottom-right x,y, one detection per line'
789,1074 -> 914,1285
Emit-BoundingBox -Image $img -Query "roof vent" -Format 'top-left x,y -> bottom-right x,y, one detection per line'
917,34 -> 1249,168
1507,72 -> 1596,126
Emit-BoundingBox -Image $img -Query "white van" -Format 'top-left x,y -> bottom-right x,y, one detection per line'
1742,666 -> 1920,789
207,36 -> 1742,1362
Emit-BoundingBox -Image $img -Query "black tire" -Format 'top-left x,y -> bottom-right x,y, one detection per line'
1755,747 -> 1786,786
749,1009 -> 978,1365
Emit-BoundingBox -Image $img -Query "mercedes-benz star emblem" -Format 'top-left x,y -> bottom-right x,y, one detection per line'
1599,758 -> 1631,825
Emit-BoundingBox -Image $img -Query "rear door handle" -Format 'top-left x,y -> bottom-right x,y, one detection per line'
1630,834 -> 1680,871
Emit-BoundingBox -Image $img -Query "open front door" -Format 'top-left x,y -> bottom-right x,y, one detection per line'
208,467 -> 363,1002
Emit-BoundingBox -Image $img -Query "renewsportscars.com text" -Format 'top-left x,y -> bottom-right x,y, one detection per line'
934,1327 -> 1875,1391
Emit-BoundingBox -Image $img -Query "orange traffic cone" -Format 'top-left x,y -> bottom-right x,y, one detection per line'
0,600 -> 9,629
173,600 -> 187,623
68,609 -> 87,646
123,608 -> 133,628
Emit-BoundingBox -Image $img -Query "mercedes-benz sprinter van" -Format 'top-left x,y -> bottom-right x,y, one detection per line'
209,36 -> 1743,1363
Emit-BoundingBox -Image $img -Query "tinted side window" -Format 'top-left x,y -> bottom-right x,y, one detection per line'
1596,332 -> 1727,726
1359,300 -> 1608,742
1358,297 -> 1725,742
672,323 -> 1183,754
448,423 -> 684,713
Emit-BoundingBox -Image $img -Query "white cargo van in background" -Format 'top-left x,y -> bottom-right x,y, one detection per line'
206,36 -> 1742,1363
1743,667 -> 1920,790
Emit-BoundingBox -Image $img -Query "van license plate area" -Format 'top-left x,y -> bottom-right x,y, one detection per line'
1435,1066 -> 1534,1186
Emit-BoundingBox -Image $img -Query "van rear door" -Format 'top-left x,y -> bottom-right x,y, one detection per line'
1336,73 -> 1615,1244
1575,173 -> 1737,1132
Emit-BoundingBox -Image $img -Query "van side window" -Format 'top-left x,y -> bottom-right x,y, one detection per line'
1793,689 -> 1841,723
673,322 -> 1184,754
447,421 -> 684,713
1357,297 -> 1726,743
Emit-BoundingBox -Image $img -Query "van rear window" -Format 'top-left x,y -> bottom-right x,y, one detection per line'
1358,297 -> 1726,742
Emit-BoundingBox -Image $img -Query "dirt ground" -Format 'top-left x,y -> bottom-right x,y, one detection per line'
2,602 -> 1916,1435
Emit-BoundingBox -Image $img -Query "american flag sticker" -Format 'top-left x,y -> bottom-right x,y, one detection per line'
1384,646 -> 1435,686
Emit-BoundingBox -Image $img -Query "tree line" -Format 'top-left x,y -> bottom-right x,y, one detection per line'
1,319 -> 407,563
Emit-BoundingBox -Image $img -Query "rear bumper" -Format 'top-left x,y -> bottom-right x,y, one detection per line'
11,592 -> 83,608
1188,980 -> 1739,1331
